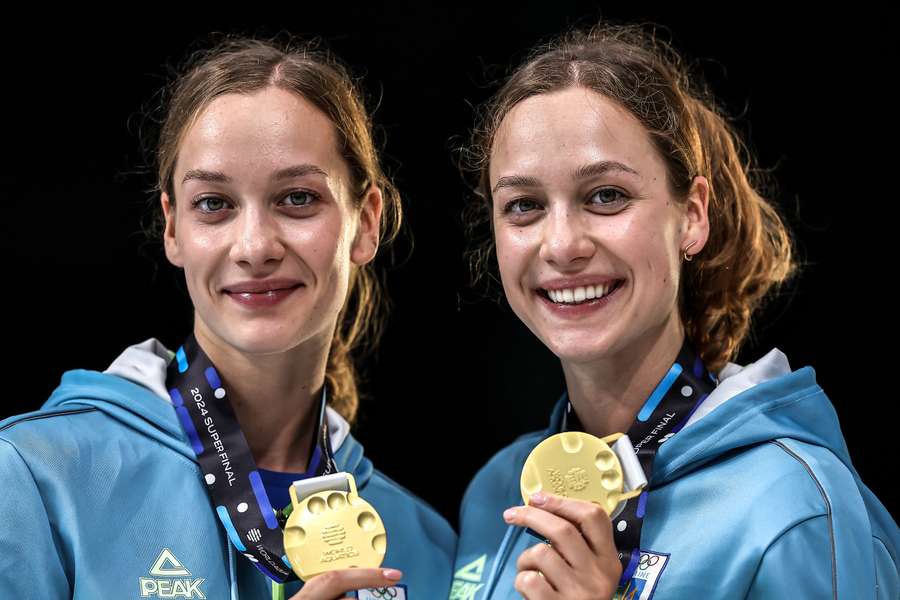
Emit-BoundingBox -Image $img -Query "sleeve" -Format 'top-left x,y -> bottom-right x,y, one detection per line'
873,536 -> 899,600
0,437 -> 72,598
746,514 -> 867,599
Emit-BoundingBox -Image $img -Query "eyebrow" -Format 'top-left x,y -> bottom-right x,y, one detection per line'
574,160 -> 640,180
492,160 -> 640,194
181,163 -> 329,184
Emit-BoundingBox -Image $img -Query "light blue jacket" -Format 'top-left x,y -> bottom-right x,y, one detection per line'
451,350 -> 898,599
0,340 -> 455,599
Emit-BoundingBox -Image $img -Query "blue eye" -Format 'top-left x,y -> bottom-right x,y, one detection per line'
589,188 -> 627,206
503,198 -> 541,215
283,191 -> 318,207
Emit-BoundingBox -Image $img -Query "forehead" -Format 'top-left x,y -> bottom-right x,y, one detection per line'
490,87 -> 661,183
175,86 -> 345,182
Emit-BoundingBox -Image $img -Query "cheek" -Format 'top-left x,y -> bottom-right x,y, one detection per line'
494,225 -> 533,279
617,213 -> 677,277
178,232 -> 220,281
294,215 -> 352,286
632,233 -> 680,295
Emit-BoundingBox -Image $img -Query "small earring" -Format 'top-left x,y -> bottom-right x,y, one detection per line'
682,240 -> 698,262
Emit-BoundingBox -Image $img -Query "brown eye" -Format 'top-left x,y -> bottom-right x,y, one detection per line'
194,196 -> 227,212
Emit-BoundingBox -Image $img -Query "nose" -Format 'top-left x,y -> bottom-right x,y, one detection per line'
228,204 -> 286,269
538,203 -> 595,268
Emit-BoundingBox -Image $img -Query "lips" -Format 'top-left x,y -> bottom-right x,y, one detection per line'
222,279 -> 303,294
220,278 -> 305,310
223,283 -> 303,309
535,278 -> 626,319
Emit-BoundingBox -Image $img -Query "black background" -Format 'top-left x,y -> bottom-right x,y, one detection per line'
3,4 -> 895,528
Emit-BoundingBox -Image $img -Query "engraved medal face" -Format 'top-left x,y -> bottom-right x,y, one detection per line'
521,431 -> 626,515
283,485 -> 386,581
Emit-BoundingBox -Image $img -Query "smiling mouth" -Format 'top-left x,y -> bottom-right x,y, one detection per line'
235,285 -> 300,296
225,284 -> 303,296
537,279 -> 625,305
223,284 -> 306,303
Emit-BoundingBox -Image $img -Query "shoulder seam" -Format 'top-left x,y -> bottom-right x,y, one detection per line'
0,407 -> 98,433
769,439 -> 836,600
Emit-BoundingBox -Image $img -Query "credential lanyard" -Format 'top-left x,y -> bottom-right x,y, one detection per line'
562,339 -> 717,584
166,333 -> 337,583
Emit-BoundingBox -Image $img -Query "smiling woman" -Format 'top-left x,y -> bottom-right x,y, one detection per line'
452,22 -> 899,600
0,36 -> 455,600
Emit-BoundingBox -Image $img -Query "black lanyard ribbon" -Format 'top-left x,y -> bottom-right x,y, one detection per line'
166,333 -> 337,583
562,339 -> 717,585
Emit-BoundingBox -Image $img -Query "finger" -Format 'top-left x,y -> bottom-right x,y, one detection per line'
514,569 -> 555,600
516,542 -> 568,592
504,504 -> 591,568
527,493 -> 616,558
291,568 -> 403,599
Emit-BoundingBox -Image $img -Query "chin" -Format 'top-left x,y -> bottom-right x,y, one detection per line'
548,341 -> 614,364
537,327 -> 622,364
211,323 -> 303,356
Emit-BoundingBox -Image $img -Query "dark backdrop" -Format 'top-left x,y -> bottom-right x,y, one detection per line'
3,4 -> 895,527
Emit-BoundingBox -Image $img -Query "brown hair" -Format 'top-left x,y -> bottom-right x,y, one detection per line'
152,35 -> 402,424
462,23 -> 799,374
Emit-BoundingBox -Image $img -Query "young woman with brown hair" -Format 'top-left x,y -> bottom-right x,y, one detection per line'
451,23 -> 898,600
0,36 -> 455,600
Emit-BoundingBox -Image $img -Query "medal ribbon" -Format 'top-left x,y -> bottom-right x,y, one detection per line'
166,333 -> 337,583
562,339 -> 717,584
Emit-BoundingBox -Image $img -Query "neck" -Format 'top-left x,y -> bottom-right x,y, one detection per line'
561,314 -> 684,438
194,319 -> 330,473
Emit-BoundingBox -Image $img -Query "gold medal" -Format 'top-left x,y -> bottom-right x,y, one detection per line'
283,473 -> 386,581
521,431 -> 644,516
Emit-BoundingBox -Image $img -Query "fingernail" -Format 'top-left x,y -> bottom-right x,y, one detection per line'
383,568 -> 402,580
529,493 -> 547,506
503,508 -> 518,521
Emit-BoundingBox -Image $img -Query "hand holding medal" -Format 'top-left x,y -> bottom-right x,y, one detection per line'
284,473 -> 387,580
284,568 -> 403,600
521,431 -> 645,518
501,431 -> 646,599
279,472 -> 407,599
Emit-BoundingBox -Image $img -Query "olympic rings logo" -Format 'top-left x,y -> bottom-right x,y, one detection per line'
638,553 -> 660,570
369,587 -> 399,598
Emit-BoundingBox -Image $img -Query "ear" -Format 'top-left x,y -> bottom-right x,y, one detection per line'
350,185 -> 384,267
161,191 -> 184,268
680,175 -> 711,258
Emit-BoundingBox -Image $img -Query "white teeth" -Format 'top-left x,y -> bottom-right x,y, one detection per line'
543,282 -> 618,305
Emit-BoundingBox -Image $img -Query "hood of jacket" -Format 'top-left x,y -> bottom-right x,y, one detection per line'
40,338 -> 370,486
546,347 -> 856,485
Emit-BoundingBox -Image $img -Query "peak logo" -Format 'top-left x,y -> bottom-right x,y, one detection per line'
449,555 -> 486,600
139,548 -> 206,598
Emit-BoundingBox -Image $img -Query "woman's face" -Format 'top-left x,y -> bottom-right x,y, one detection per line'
161,86 -> 381,356
489,87 -> 709,365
